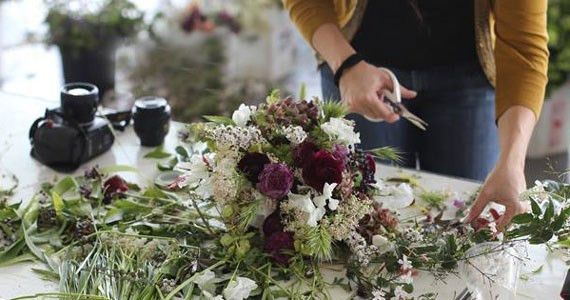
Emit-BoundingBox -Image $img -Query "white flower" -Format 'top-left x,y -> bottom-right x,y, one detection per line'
372,289 -> 387,300
488,222 -> 498,234
321,117 -> 361,145
194,269 -> 216,289
288,192 -> 326,227
283,125 -> 307,145
391,286 -> 409,300
202,291 -> 224,300
223,277 -> 258,300
232,104 -> 257,127
313,183 -> 340,211
372,235 -> 395,254
175,154 -> 211,188
397,271 -> 413,284
398,254 -> 413,270
375,183 -> 415,210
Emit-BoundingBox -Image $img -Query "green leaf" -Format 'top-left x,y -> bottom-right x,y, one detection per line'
51,177 -> 77,196
322,101 -> 348,121
0,238 -> 26,265
158,157 -> 178,171
100,165 -> 139,174
266,89 -> 281,104
202,115 -> 235,126
298,82 -> 307,100
175,146 -> 190,159
367,147 -> 403,164
543,199 -> 555,223
144,145 -> 172,159
530,198 -> 542,215
23,225 -> 46,262
51,191 -> 64,217
511,213 -> 534,224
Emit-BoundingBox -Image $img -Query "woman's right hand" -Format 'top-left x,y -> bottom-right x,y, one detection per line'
339,61 -> 417,122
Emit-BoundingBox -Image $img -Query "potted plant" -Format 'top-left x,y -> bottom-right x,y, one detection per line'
527,0 -> 570,158
45,0 -> 143,96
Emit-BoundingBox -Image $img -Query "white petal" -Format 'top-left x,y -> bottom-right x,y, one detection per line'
328,197 -> 339,211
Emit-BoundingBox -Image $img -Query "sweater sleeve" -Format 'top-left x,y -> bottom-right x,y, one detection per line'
282,0 -> 338,46
493,0 -> 549,120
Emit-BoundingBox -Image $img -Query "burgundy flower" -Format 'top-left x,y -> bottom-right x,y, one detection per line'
103,175 -> 129,200
292,141 -> 319,167
263,212 -> 284,237
472,217 -> 491,231
257,163 -> 294,199
302,150 -> 344,192
365,153 -> 376,174
265,231 -> 294,265
238,152 -> 270,183
332,144 -> 348,163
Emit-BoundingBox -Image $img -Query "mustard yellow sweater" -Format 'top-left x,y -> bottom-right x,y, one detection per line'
283,0 -> 549,120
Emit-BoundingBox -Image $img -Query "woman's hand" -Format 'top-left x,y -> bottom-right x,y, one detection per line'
465,106 -> 537,231
311,24 -> 417,121
339,61 -> 417,122
465,160 -> 528,231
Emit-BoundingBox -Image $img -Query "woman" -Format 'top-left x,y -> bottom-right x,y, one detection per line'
283,0 -> 548,228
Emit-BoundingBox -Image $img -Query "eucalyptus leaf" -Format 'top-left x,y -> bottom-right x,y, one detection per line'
52,177 -> 77,196
202,115 -> 235,126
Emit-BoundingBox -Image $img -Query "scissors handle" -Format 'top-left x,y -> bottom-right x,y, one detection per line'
364,67 -> 402,122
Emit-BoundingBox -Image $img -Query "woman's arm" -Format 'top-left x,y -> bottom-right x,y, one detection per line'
466,0 -> 549,229
466,106 -> 535,229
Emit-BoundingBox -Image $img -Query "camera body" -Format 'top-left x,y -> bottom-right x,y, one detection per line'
29,83 -> 114,171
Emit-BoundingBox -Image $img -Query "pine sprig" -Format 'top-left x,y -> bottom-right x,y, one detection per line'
322,101 -> 348,121
305,225 -> 333,262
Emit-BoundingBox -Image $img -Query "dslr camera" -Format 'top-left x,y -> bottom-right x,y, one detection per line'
29,83 -> 115,171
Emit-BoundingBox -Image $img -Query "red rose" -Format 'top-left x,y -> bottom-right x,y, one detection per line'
302,150 -> 344,192
265,231 -> 294,265
103,175 -> 129,203
292,140 -> 319,167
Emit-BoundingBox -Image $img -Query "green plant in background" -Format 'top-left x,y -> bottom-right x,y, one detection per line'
44,0 -> 144,57
547,0 -> 570,96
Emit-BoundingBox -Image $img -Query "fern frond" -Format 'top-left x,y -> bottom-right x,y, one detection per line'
305,225 -> 333,261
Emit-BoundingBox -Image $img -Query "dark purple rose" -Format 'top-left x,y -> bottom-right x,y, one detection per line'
332,144 -> 348,163
365,153 -> 376,174
265,231 -> 294,265
302,150 -> 344,192
238,152 -> 270,183
292,141 -> 319,167
359,152 -> 376,184
257,163 -> 294,199
263,212 -> 284,237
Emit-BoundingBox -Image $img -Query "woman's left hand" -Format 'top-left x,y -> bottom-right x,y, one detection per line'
465,160 -> 528,231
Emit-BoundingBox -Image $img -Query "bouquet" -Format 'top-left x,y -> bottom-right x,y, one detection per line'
3,92 -> 570,300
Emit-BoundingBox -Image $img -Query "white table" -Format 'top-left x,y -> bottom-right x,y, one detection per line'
0,91 -> 566,299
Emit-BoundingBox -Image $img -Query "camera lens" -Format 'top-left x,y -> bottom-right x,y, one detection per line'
61,82 -> 99,126
132,96 -> 171,147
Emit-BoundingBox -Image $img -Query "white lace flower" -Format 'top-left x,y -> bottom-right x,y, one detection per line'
283,125 -> 307,145
288,192 -> 326,227
398,254 -> 413,270
232,104 -> 257,127
194,269 -> 216,289
222,277 -> 258,300
321,117 -> 361,145
391,286 -> 409,300
313,183 -> 340,211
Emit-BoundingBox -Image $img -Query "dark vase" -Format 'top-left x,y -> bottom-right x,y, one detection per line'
59,39 -> 117,98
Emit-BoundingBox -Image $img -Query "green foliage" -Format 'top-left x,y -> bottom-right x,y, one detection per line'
144,145 -> 172,159
367,147 -> 403,164
44,0 -> 144,55
322,101 -> 348,121
304,225 -> 333,261
547,0 -> 570,95
418,190 -> 447,209
203,115 -> 236,126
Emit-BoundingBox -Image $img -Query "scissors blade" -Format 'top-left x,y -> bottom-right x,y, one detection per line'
383,98 -> 429,131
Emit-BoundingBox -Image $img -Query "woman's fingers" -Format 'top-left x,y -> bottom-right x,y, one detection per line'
367,94 -> 399,122
401,85 -> 418,99
465,189 -> 490,223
